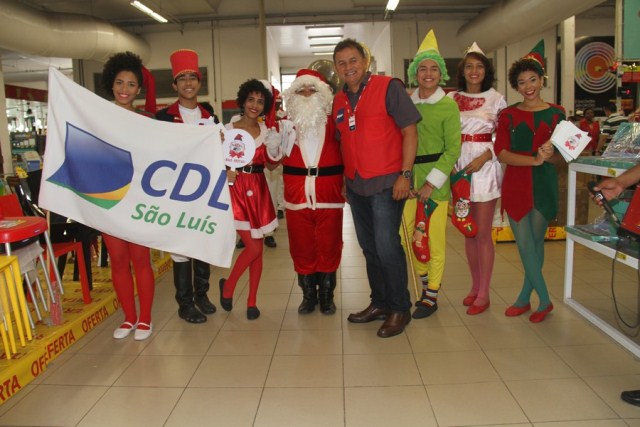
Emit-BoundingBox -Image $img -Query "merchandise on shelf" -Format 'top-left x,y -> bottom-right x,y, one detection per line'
601,122 -> 640,158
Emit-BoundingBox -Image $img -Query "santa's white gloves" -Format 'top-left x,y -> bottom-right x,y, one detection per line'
265,128 -> 283,161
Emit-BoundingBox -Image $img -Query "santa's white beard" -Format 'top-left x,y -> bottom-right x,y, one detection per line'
287,93 -> 330,137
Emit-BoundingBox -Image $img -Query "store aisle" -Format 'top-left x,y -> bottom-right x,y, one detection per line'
0,206 -> 639,426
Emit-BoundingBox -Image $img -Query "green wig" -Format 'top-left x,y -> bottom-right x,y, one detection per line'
407,51 -> 449,87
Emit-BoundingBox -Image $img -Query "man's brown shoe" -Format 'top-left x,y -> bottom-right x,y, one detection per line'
347,304 -> 389,323
377,311 -> 411,338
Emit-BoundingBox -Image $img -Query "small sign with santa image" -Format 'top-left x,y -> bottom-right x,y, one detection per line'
550,120 -> 592,161
222,128 -> 256,167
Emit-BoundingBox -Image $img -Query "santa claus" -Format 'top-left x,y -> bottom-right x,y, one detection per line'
267,69 -> 345,314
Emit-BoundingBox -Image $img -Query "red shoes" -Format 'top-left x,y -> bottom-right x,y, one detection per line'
505,303 -> 531,317
466,301 -> 489,315
462,295 -> 476,306
529,304 -> 554,323
504,303 -> 553,322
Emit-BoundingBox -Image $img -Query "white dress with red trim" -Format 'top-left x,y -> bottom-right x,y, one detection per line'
448,88 -> 506,202
224,122 -> 278,238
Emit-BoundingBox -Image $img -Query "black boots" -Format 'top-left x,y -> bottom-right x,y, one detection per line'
193,259 -> 216,314
318,272 -> 337,315
297,274 -> 318,314
174,260 -> 213,324
297,272 -> 337,315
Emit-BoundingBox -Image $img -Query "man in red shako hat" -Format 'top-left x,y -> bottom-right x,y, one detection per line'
265,69 -> 345,314
156,49 -> 220,324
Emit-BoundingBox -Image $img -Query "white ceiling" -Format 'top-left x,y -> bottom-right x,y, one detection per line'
2,0 -> 614,83
15,0 -> 495,24
0,0 -> 487,83
1,0 -> 615,126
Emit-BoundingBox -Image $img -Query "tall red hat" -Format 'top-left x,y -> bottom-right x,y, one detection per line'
170,49 -> 201,80
295,68 -> 328,84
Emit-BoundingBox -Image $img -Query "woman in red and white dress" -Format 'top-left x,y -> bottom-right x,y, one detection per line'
447,43 -> 506,315
219,79 -> 278,320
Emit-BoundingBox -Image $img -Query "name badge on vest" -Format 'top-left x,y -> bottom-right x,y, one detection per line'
348,116 -> 356,131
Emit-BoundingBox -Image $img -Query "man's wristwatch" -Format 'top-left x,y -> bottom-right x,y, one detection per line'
400,170 -> 412,179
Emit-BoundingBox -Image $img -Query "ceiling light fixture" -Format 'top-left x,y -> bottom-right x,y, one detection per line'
310,44 -> 337,48
312,52 -> 333,56
305,25 -> 344,31
308,36 -> 342,41
384,0 -> 399,19
130,1 -> 168,23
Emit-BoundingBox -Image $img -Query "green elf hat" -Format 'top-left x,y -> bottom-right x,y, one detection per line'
407,29 -> 449,86
521,39 -> 545,75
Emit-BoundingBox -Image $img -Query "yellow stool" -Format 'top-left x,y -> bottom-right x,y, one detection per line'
0,255 -> 32,359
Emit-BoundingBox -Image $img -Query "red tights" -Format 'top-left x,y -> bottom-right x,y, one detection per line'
464,199 -> 497,306
103,234 -> 155,325
223,230 -> 263,307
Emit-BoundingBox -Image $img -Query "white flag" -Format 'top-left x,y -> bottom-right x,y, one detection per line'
550,120 -> 592,161
40,68 -> 236,268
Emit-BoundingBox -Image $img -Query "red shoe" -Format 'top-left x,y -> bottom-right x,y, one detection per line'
466,301 -> 489,315
529,304 -> 554,323
505,303 -> 531,317
462,295 -> 476,306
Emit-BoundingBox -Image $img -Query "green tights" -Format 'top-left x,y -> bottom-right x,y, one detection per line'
508,209 -> 551,311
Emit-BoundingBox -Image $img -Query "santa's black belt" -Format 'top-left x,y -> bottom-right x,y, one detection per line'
239,165 -> 264,173
283,165 -> 344,177
414,153 -> 443,164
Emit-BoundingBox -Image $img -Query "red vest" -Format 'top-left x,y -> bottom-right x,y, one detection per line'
332,76 -> 403,179
283,118 -> 344,210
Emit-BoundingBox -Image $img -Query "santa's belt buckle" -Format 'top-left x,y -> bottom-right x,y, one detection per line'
307,167 -> 319,177
242,165 -> 254,173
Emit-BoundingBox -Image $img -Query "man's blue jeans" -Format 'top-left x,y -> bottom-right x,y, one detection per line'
347,187 -> 410,312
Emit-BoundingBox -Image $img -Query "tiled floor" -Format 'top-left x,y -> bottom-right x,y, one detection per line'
1,207 -> 640,426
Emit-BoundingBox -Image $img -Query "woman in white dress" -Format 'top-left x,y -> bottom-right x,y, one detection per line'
447,43 -> 506,315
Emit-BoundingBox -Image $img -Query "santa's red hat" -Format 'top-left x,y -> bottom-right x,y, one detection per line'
170,49 -> 201,80
287,69 -> 332,96
295,68 -> 328,84
283,68 -> 334,117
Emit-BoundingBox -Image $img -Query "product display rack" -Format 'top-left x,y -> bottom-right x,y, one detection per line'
564,156 -> 640,357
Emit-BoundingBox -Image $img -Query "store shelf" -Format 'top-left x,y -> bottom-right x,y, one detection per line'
568,156 -> 637,177
564,157 -> 640,357
565,225 -> 639,269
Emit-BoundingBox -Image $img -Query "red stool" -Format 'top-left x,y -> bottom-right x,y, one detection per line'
0,193 -> 92,304
0,195 -> 75,327
0,216 -> 63,294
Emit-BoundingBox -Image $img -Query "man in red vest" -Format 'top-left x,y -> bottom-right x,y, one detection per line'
266,69 -> 345,315
332,39 -> 420,338
155,49 -> 218,324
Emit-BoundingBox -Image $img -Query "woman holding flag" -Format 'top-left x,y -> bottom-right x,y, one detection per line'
219,79 -> 278,320
100,51 -> 156,341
